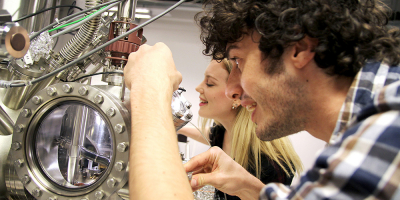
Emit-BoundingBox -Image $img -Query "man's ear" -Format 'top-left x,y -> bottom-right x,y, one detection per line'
291,36 -> 317,69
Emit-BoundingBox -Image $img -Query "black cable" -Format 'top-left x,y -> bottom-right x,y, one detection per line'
178,87 -> 186,92
69,72 -> 124,82
67,1 -> 78,16
14,5 -> 84,22
30,0 -> 122,40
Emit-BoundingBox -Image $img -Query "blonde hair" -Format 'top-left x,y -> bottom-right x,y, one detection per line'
200,59 -> 303,179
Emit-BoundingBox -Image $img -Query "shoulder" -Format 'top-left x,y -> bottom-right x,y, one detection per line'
315,80 -> 400,198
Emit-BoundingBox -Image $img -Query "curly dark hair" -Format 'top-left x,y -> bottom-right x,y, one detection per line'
195,0 -> 400,77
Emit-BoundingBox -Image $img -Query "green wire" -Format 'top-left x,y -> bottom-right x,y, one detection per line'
48,5 -> 107,33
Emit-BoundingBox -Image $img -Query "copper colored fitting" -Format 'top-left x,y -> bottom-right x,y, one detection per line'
105,21 -> 143,65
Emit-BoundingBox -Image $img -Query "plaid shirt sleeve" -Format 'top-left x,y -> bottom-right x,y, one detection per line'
260,80 -> 400,200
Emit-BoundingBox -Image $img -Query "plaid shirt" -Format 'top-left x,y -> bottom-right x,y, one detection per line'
260,62 -> 400,200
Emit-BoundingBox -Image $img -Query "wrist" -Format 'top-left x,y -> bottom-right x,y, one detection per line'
236,174 -> 265,200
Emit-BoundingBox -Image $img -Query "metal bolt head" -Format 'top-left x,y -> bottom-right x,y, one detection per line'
32,96 -> 42,105
106,108 -> 116,117
175,111 -> 184,118
15,124 -> 25,133
21,109 -> 31,118
14,159 -> 24,167
114,124 -> 125,134
117,142 -> 128,152
11,142 -> 21,151
22,175 -> 30,184
107,178 -> 117,188
62,84 -> 73,93
46,87 -> 57,96
95,191 -> 104,199
78,86 -> 89,96
185,102 -> 192,109
114,161 -> 125,171
32,188 -> 42,197
186,113 -> 193,120
94,94 -> 104,104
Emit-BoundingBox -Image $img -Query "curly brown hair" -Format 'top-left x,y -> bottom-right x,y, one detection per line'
196,0 -> 400,77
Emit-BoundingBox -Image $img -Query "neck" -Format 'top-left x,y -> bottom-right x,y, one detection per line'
215,110 -> 237,143
303,65 -> 353,143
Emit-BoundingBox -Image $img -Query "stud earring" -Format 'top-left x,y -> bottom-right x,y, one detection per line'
231,102 -> 239,110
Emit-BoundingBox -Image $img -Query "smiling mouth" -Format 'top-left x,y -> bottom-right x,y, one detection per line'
200,100 -> 208,103
246,103 -> 257,112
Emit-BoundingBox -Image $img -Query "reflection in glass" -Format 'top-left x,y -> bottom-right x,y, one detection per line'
35,102 -> 113,188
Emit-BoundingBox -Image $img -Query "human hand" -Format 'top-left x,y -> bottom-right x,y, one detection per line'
124,42 -> 182,93
184,147 -> 264,199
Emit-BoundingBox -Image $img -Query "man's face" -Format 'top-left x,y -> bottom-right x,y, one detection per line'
225,31 -> 310,141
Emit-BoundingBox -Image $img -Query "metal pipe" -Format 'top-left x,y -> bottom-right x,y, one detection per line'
59,0 -> 102,62
67,105 -> 89,185
0,106 -> 13,135
118,0 -> 137,21
17,0 -> 53,33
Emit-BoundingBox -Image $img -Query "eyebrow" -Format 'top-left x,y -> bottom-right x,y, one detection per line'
205,75 -> 219,82
225,44 -> 240,58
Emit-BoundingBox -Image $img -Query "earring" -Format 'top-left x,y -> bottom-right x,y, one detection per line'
231,102 -> 239,110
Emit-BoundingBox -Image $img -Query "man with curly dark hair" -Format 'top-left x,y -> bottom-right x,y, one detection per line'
124,0 -> 400,199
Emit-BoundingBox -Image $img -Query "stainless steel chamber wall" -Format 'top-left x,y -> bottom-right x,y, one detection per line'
0,0 -> 193,199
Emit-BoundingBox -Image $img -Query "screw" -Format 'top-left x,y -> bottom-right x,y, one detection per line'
107,178 -> 117,188
175,111 -> 184,118
94,94 -> 104,104
62,84 -> 73,93
114,161 -> 125,171
21,109 -> 31,118
14,159 -> 24,167
185,102 -> 192,109
32,188 -> 41,197
11,142 -> 21,151
186,113 -> 193,120
15,124 -> 25,133
114,124 -> 125,134
106,108 -> 116,117
32,96 -> 42,105
95,191 -> 104,199
117,143 -> 128,152
47,87 -> 57,96
21,175 -> 30,184
78,86 -> 88,96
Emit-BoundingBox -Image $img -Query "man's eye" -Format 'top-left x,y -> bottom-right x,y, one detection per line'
206,84 -> 214,87
229,57 -> 241,71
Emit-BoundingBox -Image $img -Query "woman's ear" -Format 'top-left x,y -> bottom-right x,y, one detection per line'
291,36 -> 317,69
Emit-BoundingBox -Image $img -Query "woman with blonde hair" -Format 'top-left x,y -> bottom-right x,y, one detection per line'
178,58 -> 303,200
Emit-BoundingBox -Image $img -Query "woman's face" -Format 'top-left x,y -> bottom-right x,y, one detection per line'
196,60 -> 235,121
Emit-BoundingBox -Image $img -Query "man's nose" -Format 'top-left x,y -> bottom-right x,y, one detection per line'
225,66 -> 243,100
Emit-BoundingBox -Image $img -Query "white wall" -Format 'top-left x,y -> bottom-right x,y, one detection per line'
141,6 -> 327,185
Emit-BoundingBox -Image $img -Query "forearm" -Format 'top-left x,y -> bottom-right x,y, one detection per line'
236,173 -> 265,200
129,82 -> 193,199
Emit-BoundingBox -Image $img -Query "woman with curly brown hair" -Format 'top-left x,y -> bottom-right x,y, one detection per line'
123,0 -> 400,199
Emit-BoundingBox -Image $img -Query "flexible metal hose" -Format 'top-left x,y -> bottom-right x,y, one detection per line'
59,0 -> 102,62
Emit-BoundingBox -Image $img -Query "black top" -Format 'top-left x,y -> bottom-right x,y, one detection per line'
209,125 -> 294,200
